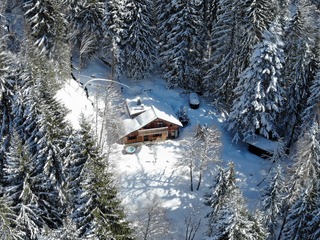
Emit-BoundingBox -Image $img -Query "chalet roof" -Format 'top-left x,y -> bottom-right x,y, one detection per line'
120,96 -> 182,138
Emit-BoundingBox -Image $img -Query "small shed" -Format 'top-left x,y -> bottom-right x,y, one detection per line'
245,135 -> 278,158
119,96 -> 183,144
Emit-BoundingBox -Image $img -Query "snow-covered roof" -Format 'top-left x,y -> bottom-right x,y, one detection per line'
125,97 -> 151,117
120,96 -> 182,137
245,135 -> 278,153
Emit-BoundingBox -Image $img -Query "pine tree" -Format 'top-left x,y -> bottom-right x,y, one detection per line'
227,22 -> 285,141
261,164 -> 285,239
0,41 -> 15,184
203,0 -> 243,106
278,121 -> 320,239
204,162 -> 266,239
159,0 -> 203,89
0,193 -> 23,240
281,3 -> 316,146
24,0 -> 61,58
64,0 -> 104,67
122,0 -> 157,80
72,116 -> 133,239
282,184 -> 317,240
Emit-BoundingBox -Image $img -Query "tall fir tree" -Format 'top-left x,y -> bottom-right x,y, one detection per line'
282,183 -> 317,240
308,188 -> 320,239
0,193 -> 23,240
204,162 -> 266,239
0,41 -> 15,185
159,0 -> 203,90
64,0 -> 104,67
303,69 -> 320,129
203,0 -> 243,106
281,2 -> 316,146
24,0 -> 62,58
104,0 -> 130,80
227,22 -> 285,142
122,0 -> 157,80
72,115 -> 133,239
3,130 -> 45,239
261,164 -> 286,239
204,164 -> 236,236
278,121 -> 320,239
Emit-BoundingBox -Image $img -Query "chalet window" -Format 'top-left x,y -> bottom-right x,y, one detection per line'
127,135 -> 137,140
157,121 -> 164,127
153,134 -> 162,137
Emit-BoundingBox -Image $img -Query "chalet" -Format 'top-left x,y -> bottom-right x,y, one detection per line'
119,96 -> 183,144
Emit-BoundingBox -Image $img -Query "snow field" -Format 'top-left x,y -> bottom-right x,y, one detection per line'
62,58 -> 272,239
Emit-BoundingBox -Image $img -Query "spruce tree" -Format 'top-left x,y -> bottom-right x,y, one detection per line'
159,0 -> 202,89
104,0 -> 130,80
278,121 -> 320,239
72,115 -> 133,239
303,69 -> 320,128
3,130 -> 45,239
308,189 -> 320,239
64,0 -> 104,67
204,162 -> 266,239
0,193 -> 23,240
0,41 -> 15,184
227,22 -> 285,141
24,0 -> 60,58
203,0 -> 243,106
281,3 -> 316,146
204,165 -> 234,236
261,164 -> 285,239
282,184 -> 317,240
122,0 -> 157,80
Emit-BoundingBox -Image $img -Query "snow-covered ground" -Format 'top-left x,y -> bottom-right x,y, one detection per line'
59,58 -> 272,239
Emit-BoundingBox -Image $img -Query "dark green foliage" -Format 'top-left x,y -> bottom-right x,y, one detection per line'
122,0 -> 157,80
227,22 -> 285,141
0,194 -> 23,240
72,116 -> 133,239
159,0 -> 203,89
64,0 -> 104,67
261,164 -> 285,239
282,184 -> 317,240
281,4 -> 317,146
24,0 -> 60,57
0,42 -> 17,185
204,162 -> 266,239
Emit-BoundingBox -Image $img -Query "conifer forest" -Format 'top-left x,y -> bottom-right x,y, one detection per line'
0,0 -> 319,239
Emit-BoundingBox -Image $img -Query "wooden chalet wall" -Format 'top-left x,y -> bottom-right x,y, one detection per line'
122,118 -> 180,144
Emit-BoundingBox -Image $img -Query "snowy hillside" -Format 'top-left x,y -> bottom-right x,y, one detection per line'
63,59 -> 272,239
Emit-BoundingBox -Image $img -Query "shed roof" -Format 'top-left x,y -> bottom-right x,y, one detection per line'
245,135 -> 278,153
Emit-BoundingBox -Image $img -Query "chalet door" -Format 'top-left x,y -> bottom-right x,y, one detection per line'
144,136 -> 148,141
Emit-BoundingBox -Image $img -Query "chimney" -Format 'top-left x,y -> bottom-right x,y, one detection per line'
137,97 -> 142,105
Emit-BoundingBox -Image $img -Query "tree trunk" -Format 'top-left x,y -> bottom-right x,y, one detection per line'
196,171 -> 202,191
143,212 -> 152,240
190,165 -> 193,191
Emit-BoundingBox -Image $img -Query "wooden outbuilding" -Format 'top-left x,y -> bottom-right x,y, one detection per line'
119,96 -> 183,144
245,135 -> 278,158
